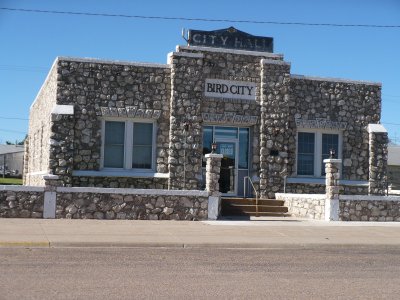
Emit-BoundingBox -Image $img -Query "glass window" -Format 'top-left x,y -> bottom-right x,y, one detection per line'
215,127 -> 237,139
132,123 -> 153,169
321,134 -> 339,175
297,132 -> 315,175
239,128 -> 249,169
104,121 -> 125,168
202,126 -> 213,167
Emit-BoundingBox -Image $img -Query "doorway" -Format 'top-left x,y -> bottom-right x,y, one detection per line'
203,126 -> 250,196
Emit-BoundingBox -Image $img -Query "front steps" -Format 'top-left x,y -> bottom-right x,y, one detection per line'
221,197 -> 290,217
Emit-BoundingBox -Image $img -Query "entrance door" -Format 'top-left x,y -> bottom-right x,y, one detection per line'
216,140 -> 238,195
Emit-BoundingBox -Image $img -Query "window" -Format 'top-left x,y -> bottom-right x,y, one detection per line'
297,131 -> 341,177
103,120 -> 155,170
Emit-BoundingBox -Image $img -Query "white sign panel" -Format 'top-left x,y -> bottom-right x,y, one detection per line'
205,79 -> 256,101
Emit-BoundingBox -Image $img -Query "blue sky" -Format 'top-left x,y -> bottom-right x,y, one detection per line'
0,0 -> 399,143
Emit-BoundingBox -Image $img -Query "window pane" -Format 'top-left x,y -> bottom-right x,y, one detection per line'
202,126 -> 213,167
239,128 -> 249,169
132,146 -> 152,169
133,123 -> 153,145
132,123 -> 153,169
215,127 -> 237,139
321,134 -> 339,175
297,132 -> 315,175
104,121 -> 125,168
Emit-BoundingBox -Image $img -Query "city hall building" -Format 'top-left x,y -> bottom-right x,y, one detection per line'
24,27 -> 388,199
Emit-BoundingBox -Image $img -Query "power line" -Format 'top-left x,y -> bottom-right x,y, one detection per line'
1,7 -> 399,28
0,128 -> 26,134
0,116 -> 28,121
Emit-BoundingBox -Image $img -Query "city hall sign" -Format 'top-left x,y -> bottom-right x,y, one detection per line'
187,27 -> 273,52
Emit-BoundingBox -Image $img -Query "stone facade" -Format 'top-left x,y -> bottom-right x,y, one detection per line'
339,196 -> 400,221
25,30 -> 386,198
0,187 -> 44,218
276,193 -> 325,220
368,126 -> 388,195
56,190 -> 208,220
0,185 -> 209,220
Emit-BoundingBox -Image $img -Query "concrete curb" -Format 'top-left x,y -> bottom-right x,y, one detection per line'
0,241 -> 50,248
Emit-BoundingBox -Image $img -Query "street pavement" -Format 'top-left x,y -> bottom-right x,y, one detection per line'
1,217 -> 400,248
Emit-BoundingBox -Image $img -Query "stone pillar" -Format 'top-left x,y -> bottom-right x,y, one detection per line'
368,124 -> 388,195
43,174 -> 59,219
205,153 -> 223,196
324,159 -> 342,221
205,153 -> 222,220
49,105 -> 75,187
259,59 -> 292,199
167,52 -> 204,190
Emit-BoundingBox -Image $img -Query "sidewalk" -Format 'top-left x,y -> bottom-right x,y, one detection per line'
1,217 -> 400,248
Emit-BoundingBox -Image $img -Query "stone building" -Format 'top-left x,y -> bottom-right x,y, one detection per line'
24,27 -> 388,198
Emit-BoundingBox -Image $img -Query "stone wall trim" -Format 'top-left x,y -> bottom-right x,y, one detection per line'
168,52 -> 204,58
51,104 -> 74,115
340,195 -> 400,202
58,56 -> 170,69
275,193 -> 325,200
72,170 -> 169,178
56,186 -> 209,197
0,185 -> 45,192
177,45 -> 284,58
260,59 -> 291,66
368,124 -> 387,133
291,74 -> 382,86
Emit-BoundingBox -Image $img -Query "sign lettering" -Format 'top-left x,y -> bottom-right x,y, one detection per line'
205,79 -> 256,101
188,27 -> 273,53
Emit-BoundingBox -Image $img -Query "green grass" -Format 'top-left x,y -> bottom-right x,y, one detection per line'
0,177 -> 23,185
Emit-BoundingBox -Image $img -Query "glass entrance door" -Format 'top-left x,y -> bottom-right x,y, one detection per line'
216,140 -> 237,195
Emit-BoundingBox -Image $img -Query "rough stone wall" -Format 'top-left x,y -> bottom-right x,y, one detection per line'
276,193 -> 325,220
0,190 -> 44,218
167,53 -> 204,189
56,192 -> 208,220
339,198 -> 400,221
71,177 -> 168,189
368,131 -> 388,195
290,78 -> 381,180
286,183 -> 368,195
260,61 -> 292,198
191,49 -> 270,184
55,58 -> 171,187
25,63 -> 59,185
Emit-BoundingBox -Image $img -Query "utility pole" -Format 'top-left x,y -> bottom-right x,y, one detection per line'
2,154 -> 5,178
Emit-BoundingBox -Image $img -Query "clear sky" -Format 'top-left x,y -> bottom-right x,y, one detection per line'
0,0 -> 399,144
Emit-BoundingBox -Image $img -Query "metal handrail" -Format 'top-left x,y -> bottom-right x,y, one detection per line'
244,176 -> 259,217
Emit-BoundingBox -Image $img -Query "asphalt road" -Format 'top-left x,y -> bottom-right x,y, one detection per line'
1,246 -> 400,299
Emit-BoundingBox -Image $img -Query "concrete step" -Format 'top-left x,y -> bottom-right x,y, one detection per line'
221,197 -> 285,206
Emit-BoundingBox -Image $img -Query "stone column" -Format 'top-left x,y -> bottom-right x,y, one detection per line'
205,153 -> 223,196
42,174 -> 59,219
205,153 -> 223,220
49,106 -> 75,187
324,159 -> 342,221
368,124 -> 388,195
259,59 -> 292,199
167,52 -> 204,190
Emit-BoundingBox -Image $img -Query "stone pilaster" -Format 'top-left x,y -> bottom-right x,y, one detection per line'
49,110 -> 75,187
167,52 -> 204,190
324,159 -> 341,221
368,124 -> 388,195
259,59 -> 291,198
205,153 -> 223,196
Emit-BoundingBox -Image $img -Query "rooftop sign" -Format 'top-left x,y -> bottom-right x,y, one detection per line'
187,27 -> 273,53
